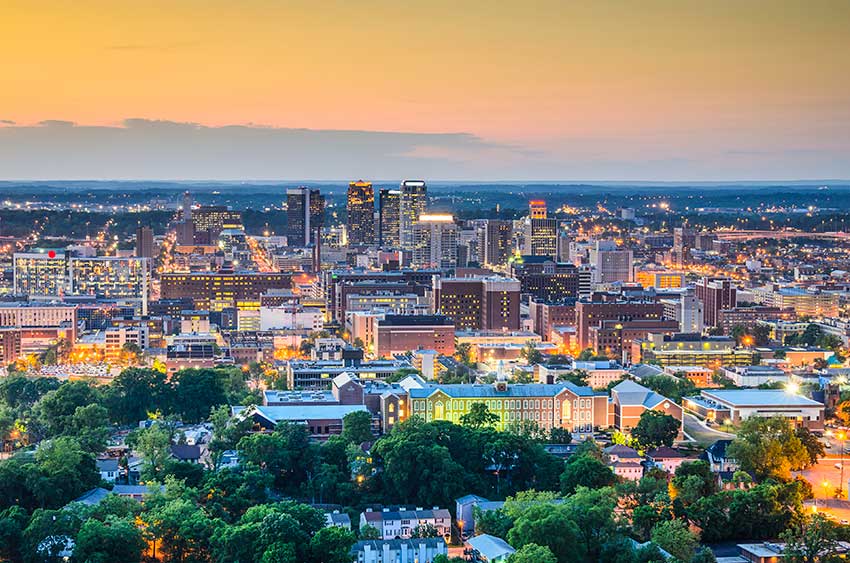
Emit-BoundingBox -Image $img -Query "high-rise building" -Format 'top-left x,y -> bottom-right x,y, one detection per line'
434,276 -> 521,331
135,226 -> 154,258
523,218 -> 558,258
287,188 -> 324,246
13,251 -> 67,299
346,180 -> 375,245
379,189 -> 402,248
592,241 -> 634,284
68,257 -> 151,315
695,277 -> 737,328
161,269 -> 291,311
191,206 -> 242,243
411,214 -> 459,269
483,220 -> 513,267
529,200 -> 547,219
399,180 -> 427,250
576,294 -> 664,350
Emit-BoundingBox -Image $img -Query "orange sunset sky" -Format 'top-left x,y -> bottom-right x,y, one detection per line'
1,0 -> 849,180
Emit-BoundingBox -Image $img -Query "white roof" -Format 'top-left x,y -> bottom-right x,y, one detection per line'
467,534 -> 516,559
702,389 -> 824,408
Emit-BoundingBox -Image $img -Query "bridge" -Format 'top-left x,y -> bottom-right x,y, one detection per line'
712,230 -> 850,242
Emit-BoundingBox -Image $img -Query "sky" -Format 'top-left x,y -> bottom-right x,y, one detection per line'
1,0 -> 849,181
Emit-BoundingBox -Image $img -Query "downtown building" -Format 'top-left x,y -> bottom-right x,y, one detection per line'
160,268 -> 291,311
378,188 -> 402,248
286,187 -> 324,247
575,292 -> 664,351
695,277 -> 737,328
347,180 -> 376,246
399,180 -> 427,251
14,252 -> 150,314
411,214 -> 459,269
434,276 -> 521,331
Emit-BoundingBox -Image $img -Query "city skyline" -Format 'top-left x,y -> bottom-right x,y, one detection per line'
2,1 -> 849,180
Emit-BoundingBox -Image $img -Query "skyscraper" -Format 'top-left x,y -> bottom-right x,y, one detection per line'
286,188 -> 324,247
483,219 -> 513,267
346,180 -> 375,245
411,214 -> 459,269
379,189 -> 401,248
399,180 -> 427,250
529,199 -> 547,219
135,226 -> 154,258
591,240 -> 634,284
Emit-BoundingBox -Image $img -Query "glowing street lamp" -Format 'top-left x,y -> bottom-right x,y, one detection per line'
785,381 -> 800,395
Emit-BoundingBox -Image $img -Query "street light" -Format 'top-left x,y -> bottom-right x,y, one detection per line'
823,480 -> 831,509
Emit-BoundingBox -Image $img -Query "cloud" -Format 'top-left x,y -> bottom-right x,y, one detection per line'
0,119 -> 516,180
0,119 -> 847,181
0,120 -> 15,125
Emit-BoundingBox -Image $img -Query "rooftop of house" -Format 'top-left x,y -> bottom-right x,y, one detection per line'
466,534 -> 516,560
409,382 -> 600,399
611,379 -> 671,409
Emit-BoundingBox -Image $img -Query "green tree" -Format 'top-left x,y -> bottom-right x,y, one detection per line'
727,417 -> 811,481
650,519 -> 699,562
631,411 -> 680,450
521,342 -> 544,365
508,543 -> 557,563
74,516 -> 146,563
359,524 -> 381,540
309,526 -> 356,563
461,403 -> 499,429
0,505 -> 28,561
560,454 -> 616,494
129,424 -> 173,482
105,368 -> 174,424
35,381 -> 101,437
557,370 -> 589,387
507,504 -> 581,563
549,427 -> 572,444
341,411 -> 374,445
780,513 -> 840,563
68,404 -> 110,454
174,368 -> 230,423
473,506 -> 514,539
238,422 -> 319,494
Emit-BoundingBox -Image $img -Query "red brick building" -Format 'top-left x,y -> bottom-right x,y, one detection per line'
576,294 -> 664,350
375,315 -> 456,357
434,277 -> 520,331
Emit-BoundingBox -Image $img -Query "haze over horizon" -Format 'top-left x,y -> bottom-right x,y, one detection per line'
2,0 -> 849,181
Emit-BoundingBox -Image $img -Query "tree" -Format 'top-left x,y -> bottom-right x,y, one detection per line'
173,368 -> 229,423
650,519 -> 699,562
520,342 -> 543,365
560,455 -> 616,494
727,417 -> 811,481
129,423 -> 173,482
411,523 -> 440,538
565,487 -> 618,561
780,513 -> 840,563
359,524 -> 381,540
35,381 -> 101,437
631,411 -> 680,450
68,404 -> 110,454
549,427 -> 572,444
508,543 -> 557,563
473,506 -> 514,539
238,422 -> 319,494
309,526 -> 356,563
795,426 -> 825,468
74,516 -> 146,563
557,370 -> 589,387
341,411 -> 374,445
461,403 -> 499,429
507,504 -> 582,563
105,368 -> 174,424
0,505 -> 27,561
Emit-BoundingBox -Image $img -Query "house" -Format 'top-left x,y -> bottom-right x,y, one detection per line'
350,538 -> 447,563
702,439 -> 738,474
71,484 -> 163,506
96,458 -> 119,483
609,379 -> 683,432
170,444 -> 203,464
646,446 -> 689,473
737,541 -> 850,562
325,511 -> 351,530
604,444 -> 643,480
360,507 -> 452,541
466,534 -> 516,562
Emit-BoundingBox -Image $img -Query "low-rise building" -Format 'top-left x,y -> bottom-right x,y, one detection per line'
351,538 -> 447,563
610,379 -> 682,432
719,365 -> 788,387
359,507 -> 451,542
466,534 -> 516,563
682,389 -> 825,430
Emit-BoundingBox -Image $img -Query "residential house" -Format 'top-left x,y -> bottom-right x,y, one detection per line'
646,446 -> 690,474
96,458 -> 119,483
351,538 -> 447,563
604,444 -> 643,480
325,511 -> 352,530
360,507 -> 452,542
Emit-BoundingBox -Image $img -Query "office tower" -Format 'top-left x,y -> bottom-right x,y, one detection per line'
191,205 -> 242,242
399,180 -> 427,250
695,277 -> 737,328
68,257 -> 151,315
678,288 -> 705,333
529,199 -> 547,219
576,295 -> 664,350
379,189 -> 402,248
181,191 -> 192,219
161,270 -> 291,311
483,219 -> 513,267
411,214 -> 459,269
346,180 -> 375,245
13,251 -> 67,299
287,188 -> 324,246
135,226 -> 154,258
434,276 -> 521,331
556,228 -> 572,263
592,241 -> 634,284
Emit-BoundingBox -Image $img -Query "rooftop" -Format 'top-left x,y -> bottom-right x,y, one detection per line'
701,389 -> 824,408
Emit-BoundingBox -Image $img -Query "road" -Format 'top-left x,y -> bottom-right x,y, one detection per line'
682,413 -> 734,447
